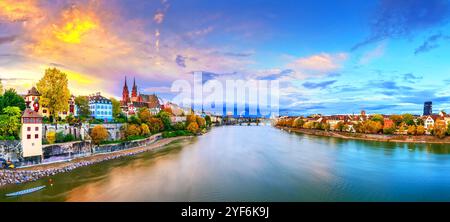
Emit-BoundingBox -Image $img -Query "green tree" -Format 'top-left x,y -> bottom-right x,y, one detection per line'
0,89 -> 26,113
0,106 -> 22,138
402,113 -> 415,126
157,111 -> 172,131
110,97 -> 122,118
370,114 -> 384,123
205,115 -> 212,127
74,96 -> 90,119
37,68 -> 71,122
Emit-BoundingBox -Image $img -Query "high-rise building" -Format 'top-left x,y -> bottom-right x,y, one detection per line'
423,101 -> 432,116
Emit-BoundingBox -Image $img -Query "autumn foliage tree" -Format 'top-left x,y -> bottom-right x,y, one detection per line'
187,122 -> 199,134
90,125 -> 109,145
37,68 -> 71,122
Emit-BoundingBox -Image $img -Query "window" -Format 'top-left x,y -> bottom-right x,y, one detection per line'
35,134 -> 39,139
35,127 -> 39,131
43,110 -> 47,113
27,127 -> 31,131
27,134 -> 31,139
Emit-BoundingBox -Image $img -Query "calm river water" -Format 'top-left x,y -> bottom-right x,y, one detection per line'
2,125 -> 450,202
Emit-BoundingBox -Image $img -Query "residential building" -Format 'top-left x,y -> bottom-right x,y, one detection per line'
21,108 -> 43,163
89,92 -> 113,122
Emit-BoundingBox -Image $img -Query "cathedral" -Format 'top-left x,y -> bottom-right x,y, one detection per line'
121,77 -> 162,115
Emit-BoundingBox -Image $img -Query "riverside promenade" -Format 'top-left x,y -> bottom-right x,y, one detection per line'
0,136 -> 192,187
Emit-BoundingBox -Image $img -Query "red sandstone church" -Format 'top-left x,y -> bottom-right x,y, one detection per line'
120,77 -> 162,116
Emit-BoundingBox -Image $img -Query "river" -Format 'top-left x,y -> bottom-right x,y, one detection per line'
2,125 -> 450,201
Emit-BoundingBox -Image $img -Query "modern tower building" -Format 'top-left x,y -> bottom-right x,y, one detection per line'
423,101 -> 432,116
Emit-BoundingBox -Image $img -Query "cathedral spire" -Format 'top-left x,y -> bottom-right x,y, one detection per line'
132,77 -> 138,98
122,76 -> 130,104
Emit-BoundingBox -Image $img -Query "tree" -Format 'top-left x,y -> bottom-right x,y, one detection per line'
335,121 -> 345,132
0,79 -> 3,95
141,123 -> 150,136
46,131 -> 56,144
138,107 -> 152,123
0,89 -> 26,113
407,125 -> 416,135
434,120 -> 447,139
196,116 -> 206,128
205,115 -> 212,127
74,96 -> 90,119
186,114 -> 197,125
187,122 -> 199,134
125,124 -> 141,138
363,120 -> 382,134
447,123 -> 450,136
91,125 -> 109,145
370,114 -> 384,123
0,106 -> 22,138
148,117 -> 164,133
37,68 -> 71,122
157,111 -> 172,130
383,127 -> 395,135
110,97 -> 122,118
292,117 -> 304,128
389,115 -> 403,126
128,115 -> 142,125
416,125 -> 426,135
402,114 -> 415,126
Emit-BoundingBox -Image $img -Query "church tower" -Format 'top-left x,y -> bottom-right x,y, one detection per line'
122,76 -> 130,104
132,77 -> 138,98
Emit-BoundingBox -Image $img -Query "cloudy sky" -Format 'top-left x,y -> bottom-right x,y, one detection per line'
1,0 -> 450,115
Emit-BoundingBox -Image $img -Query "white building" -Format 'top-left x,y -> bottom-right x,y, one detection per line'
21,108 -> 43,163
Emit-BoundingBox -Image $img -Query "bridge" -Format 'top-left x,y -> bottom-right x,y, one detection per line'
210,115 -> 274,126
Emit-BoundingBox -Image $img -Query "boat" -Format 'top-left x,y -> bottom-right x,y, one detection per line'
5,185 -> 46,197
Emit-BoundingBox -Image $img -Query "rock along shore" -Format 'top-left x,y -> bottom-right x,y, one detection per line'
0,136 -> 192,188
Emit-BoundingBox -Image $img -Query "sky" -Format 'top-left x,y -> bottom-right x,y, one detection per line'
1,0 -> 450,115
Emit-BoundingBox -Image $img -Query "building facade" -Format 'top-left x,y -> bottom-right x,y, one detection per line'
89,92 -> 113,122
21,108 -> 43,163
424,101 -> 432,116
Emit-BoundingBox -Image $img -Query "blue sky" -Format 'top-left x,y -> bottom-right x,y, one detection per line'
1,0 -> 450,115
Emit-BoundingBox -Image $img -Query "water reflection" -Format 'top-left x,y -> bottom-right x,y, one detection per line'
2,126 -> 450,202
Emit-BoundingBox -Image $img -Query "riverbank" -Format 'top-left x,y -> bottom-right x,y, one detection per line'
0,136 -> 192,188
277,126 -> 450,144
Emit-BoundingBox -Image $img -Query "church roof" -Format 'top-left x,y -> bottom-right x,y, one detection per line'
140,94 -> 161,108
26,86 -> 40,96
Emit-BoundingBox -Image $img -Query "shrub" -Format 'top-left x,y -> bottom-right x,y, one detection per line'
46,132 -> 56,144
56,132 -> 65,143
64,134 -> 75,142
91,125 -> 109,145
173,122 -> 186,130
383,127 -> 395,135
